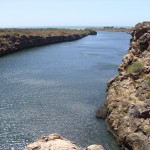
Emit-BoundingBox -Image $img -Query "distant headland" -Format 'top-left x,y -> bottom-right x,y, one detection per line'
89,26 -> 134,33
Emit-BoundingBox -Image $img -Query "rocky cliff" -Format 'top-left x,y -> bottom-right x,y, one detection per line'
105,22 -> 150,150
0,29 -> 96,56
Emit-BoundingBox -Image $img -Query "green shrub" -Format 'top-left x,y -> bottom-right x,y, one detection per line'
147,78 -> 150,87
127,62 -> 144,73
84,28 -> 97,35
1,40 -> 9,46
145,127 -> 150,135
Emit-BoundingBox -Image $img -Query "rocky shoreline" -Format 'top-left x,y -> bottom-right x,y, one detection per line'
23,134 -> 105,150
104,22 -> 150,150
0,28 -> 96,56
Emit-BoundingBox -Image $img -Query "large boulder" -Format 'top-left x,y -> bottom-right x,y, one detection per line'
86,145 -> 105,150
24,133 -> 105,150
24,134 -> 82,150
125,132 -> 150,150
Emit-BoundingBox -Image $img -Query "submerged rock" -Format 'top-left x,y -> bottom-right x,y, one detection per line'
96,105 -> 107,119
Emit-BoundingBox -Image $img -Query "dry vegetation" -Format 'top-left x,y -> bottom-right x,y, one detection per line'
0,28 -> 89,37
0,28 -> 96,56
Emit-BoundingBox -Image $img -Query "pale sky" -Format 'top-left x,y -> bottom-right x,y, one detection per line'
0,0 -> 150,27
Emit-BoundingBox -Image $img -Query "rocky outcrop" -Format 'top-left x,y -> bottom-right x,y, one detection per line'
23,133 -> 105,150
105,22 -> 150,150
0,29 -> 96,56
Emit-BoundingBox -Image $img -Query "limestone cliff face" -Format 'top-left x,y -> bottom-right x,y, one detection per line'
106,22 -> 150,150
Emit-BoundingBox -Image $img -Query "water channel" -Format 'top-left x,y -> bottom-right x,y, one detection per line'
0,31 -> 130,150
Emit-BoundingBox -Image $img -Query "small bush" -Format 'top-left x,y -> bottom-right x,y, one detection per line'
127,62 -> 144,73
1,40 -> 9,46
147,78 -> 150,87
84,28 -> 97,35
145,127 -> 150,135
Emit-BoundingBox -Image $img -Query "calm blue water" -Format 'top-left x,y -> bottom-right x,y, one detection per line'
0,32 -> 131,150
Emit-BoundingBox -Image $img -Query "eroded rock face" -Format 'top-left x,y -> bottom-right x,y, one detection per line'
105,22 -> 150,150
24,134 -> 105,150
0,29 -> 96,57
0,34 -> 86,56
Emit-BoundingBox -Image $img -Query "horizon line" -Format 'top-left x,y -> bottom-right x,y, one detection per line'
0,25 -> 133,29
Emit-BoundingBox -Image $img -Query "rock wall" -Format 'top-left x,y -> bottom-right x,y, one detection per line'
0,30 -> 96,56
105,22 -> 150,150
